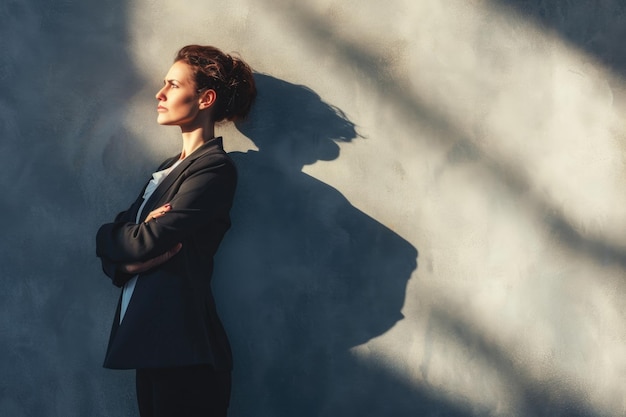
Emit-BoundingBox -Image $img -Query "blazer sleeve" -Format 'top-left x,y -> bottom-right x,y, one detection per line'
98,198 -> 145,287
95,155 -> 236,265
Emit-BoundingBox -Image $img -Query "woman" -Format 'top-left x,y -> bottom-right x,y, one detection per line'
96,45 -> 256,416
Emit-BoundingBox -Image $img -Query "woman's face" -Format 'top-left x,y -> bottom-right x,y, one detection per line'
155,61 -> 202,127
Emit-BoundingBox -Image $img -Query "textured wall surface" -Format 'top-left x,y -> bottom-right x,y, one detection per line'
1,0 -> 625,416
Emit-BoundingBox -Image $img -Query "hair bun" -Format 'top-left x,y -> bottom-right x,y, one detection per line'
223,57 -> 256,121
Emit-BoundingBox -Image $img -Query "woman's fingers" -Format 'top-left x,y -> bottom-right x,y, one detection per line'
166,242 -> 183,257
144,203 -> 172,223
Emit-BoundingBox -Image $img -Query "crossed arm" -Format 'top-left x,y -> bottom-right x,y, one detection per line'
117,203 -> 181,275
96,157 -> 236,287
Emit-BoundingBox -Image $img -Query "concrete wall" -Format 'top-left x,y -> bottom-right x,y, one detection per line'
1,0 -> 625,416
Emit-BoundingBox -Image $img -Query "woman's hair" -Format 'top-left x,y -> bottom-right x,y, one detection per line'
175,45 -> 257,122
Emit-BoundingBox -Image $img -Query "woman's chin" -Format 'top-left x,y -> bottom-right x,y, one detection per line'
156,116 -> 173,126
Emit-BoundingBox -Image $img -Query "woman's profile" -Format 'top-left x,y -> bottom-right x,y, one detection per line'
96,45 -> 256,416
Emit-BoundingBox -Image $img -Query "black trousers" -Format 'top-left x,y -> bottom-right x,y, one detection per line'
135,365 -> 231,417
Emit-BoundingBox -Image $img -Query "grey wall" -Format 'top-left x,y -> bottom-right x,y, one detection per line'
1,0 -> 625,416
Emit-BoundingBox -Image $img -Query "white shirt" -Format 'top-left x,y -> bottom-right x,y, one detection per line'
119,160 -> 182,324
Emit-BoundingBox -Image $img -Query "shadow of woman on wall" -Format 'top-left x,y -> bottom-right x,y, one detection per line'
214,74 -> 429,416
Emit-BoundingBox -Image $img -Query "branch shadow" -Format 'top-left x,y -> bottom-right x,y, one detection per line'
428,307 -> 603,417
209,74 -> 472,416
494,0 -> 626,76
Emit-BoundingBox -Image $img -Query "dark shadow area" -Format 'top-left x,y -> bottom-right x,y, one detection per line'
0,0 -> 141,415
428,307 -> 604,417
265,1 -> 626,272
495,1 -> 626,76
212,74 -> 471,417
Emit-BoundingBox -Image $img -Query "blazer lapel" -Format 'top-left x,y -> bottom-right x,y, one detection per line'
139,137 -> 225,220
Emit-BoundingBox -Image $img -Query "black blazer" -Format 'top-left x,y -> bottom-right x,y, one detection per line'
96,137 -> 236,370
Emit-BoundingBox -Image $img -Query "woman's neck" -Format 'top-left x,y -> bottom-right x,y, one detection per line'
179,124 -> 215,160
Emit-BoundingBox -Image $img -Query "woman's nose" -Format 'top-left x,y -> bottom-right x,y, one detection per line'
155,86 -> 166,101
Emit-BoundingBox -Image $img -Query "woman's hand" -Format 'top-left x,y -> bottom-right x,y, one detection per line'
144,203 -> 172,223
119,243 -> 183,274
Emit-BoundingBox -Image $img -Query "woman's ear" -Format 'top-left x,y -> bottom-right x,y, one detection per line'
199,89 -> 217,110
